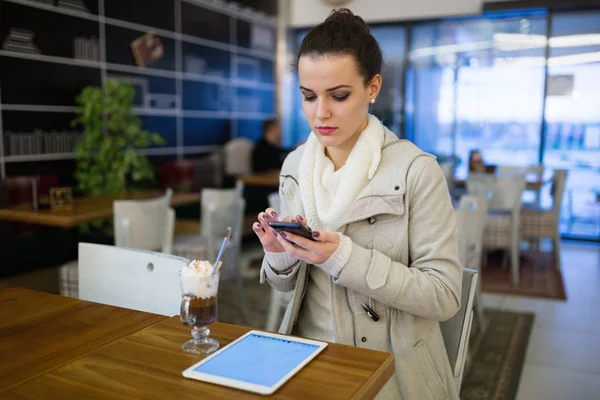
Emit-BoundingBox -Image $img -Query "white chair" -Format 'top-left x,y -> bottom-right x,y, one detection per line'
113,189 -> 175,253
78,242 -> 190,316
264,192 -> 294,332
440,268 -> 479,393
454,207 -> 474,268
59,190 -> 175,299
522,170 -> 568,270
223,138 -> 254,177
459,195 -> 489,335
468,174 -> 525,285
172,187 -> 248,316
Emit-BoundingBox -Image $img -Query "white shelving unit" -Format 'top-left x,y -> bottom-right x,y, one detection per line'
0,0 -> 277,178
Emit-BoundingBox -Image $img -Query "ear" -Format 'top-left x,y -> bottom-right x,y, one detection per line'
368,74 -> 383,101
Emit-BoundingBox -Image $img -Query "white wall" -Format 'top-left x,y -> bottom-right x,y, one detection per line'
289,0 -> 484,28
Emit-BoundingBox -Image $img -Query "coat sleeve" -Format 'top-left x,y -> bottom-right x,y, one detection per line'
333,159 -> 462,321
259,174 -> 303,293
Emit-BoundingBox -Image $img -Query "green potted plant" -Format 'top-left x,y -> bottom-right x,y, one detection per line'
72,79 -> 165,196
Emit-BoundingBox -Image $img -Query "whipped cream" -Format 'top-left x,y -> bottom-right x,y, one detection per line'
180,260 -> 219,298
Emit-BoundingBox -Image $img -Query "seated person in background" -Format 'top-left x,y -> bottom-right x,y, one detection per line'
468,149 -> 487,173
252,119 -> 289,173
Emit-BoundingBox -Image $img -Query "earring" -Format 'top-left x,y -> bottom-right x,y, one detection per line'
370,98 -> 376,104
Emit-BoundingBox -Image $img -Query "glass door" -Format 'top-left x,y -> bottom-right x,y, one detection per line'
406,11 -> 548,179
543,11 -> 600,240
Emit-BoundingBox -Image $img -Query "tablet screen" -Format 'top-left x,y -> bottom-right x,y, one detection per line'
193,333 -> 320,387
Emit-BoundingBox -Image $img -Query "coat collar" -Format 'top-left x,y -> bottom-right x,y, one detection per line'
280,131 -> 434,230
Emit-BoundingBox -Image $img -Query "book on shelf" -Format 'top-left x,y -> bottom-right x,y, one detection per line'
130,32 -> 164,68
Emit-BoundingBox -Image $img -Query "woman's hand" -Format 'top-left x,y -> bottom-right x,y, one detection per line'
252,208 -> 294,253
274,215 -> 340,265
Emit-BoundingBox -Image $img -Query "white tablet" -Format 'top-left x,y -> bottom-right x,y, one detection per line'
182,330 -> 327,395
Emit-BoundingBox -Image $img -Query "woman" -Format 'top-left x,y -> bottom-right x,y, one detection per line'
253,9 -> 462,400
468,149 -> 487,173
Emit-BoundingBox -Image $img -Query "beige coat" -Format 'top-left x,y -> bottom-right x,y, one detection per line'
260,130 -> 462,400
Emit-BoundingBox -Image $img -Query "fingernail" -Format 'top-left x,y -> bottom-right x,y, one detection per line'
291,219 -> 296,223
272,230 -> 277,237
271,211 -> 277,216
312,231 -> 320,238
263,215 -> 269,220
297,215 -> 304,221
280,231 -> 287,238
254,223 -> 261,229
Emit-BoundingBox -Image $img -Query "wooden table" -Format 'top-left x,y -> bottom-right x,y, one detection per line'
0,288 -> 166,391
0,191 -> 201,228
238,170 -> 280,187
2,289 -> 395,399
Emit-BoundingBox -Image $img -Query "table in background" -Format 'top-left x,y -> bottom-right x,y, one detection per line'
3,290 -> 395,399
0,191 -> 201,228
238,170 -> 280,187
0,288 -> 166,391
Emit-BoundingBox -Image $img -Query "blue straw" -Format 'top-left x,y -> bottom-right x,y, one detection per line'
211,227 -> 232,275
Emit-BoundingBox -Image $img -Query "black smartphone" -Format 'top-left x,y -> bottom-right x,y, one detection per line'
268,221 -> 315,241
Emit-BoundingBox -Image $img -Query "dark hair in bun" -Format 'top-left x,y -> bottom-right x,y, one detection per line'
297,8 -> 383,84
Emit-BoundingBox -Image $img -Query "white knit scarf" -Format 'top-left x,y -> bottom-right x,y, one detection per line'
299,114 -> 385,232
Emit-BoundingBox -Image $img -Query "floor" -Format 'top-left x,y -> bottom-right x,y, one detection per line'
481,241 -> 600,400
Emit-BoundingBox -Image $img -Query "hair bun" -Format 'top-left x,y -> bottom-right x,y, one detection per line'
324,8 -> 370,34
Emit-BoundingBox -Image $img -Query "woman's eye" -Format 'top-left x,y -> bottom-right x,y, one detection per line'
333,94 -> 349,102
303,96 -> 316,102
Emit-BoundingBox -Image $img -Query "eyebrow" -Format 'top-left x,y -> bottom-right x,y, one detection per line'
299,85 -> 352,92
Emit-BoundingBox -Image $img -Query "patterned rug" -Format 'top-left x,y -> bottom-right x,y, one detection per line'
482,250 -> 567,300
219,278 -> 535,400
461,309 -> 535,400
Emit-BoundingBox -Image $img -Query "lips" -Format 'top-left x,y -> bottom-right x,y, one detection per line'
316,126 -> 337,135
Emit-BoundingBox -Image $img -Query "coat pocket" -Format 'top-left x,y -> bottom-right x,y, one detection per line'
365,253 -> 390,290
414,340 -> 448,400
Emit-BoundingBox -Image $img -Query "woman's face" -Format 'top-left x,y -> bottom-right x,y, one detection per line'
298,54 -> 381,150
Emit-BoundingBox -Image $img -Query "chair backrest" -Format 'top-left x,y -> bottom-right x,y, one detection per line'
454,208 -> 474,267
78,242 -> 190,316
466,172 -> 495,199
496,165 -> 526,176
490,175 -> 526,210
440,268 -> 479,389
268,192 -> 281,211
551,169 -> 568,214
113,190 -> 175,253
224,138 -> 254,176
201,188 -> 245,260
459,195 -> 488,269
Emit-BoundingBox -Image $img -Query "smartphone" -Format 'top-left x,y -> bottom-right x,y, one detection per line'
268,221 -> 315,241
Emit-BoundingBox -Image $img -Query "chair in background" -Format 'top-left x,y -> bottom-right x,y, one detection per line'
467,173 -> 525,285
113,189 -> 175,253
223,138 -> 254,177
172,187 -> 248,317
521,170 -> 568,270
458,195 -> 489,335
159,152 -> 223,193
454,206 -> 475,269
497,164 -> 544,205
78,242 -> 189,316
440,268 -> 479,393
59,190 -> 175,299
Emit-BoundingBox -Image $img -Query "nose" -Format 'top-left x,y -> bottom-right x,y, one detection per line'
315,97 -> 331,120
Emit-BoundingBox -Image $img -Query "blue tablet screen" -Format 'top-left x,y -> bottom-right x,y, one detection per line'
193,334 -> 320,387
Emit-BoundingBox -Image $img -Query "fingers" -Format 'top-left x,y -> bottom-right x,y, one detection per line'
276,231 -> 311,259
252,221 -> 267,240
311,230 -> 339,243
278,230 -> 314,250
